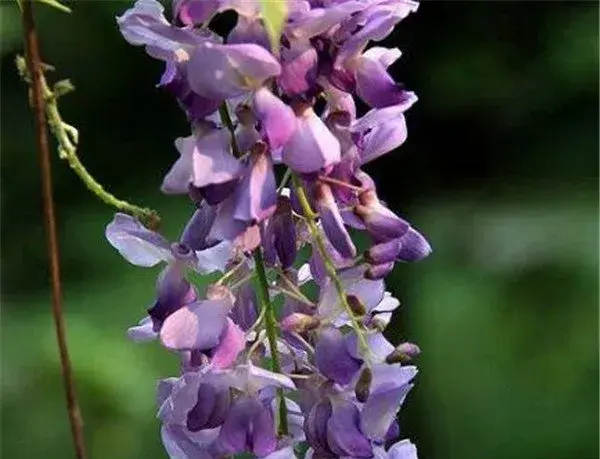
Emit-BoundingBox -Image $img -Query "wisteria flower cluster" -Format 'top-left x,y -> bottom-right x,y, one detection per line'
107,0 -> 430,458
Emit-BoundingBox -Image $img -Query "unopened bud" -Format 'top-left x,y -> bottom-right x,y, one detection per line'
355,367 -> 373,403
280,313 -> 320,333
385,342 -> 421,364
346,294 -> 366,317
206,284 -> 235,305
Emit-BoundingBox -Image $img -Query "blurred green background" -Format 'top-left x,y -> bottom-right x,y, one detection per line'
1,2 -> 598,459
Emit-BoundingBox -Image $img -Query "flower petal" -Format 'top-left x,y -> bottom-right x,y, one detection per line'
105,213 -> 172,267
314,183 -> 357,259
326,399 -> 372,458
398,227 -> 432,262
159,299 -> 231,350
388,439 -> 418,459
314,327 -> 362,385
282,107 -> 341,173
188,42 -> 281,99
252,88 -> 297,149
234,144 -> 278,223
210,318 -> 245,369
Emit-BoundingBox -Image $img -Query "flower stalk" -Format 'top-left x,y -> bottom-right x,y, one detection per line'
19,1 -> 87,458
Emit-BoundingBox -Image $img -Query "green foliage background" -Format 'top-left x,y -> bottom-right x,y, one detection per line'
1,2 -> 598,458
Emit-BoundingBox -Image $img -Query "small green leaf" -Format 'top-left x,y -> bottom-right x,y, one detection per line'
36,0 -> 72,13
260,0 -> 287,54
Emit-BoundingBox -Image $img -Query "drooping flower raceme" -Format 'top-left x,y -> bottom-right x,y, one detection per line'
108,1 -> 430,458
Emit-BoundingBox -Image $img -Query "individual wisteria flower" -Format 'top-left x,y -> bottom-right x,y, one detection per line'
109,0 -> 431,458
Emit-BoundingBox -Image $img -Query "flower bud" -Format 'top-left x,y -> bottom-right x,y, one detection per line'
346,294 -> 366,317
355,367 -> 373,403
385,342 -> 421,364
280,313 -> 321,333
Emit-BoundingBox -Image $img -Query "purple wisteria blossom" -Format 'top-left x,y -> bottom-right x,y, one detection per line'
109,0 -> 430,457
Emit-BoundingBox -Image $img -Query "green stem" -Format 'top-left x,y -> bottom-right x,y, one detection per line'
15,55 -> 160,230
291,174 -> 371,361
253,250 -> 289,436
218,101 -> 288,435
218,103 -> 241,157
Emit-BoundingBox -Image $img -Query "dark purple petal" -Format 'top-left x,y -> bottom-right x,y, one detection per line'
207,194 -> 249,243
252,88 -> 297,149
186,382 -> 231,431
304,397 -> 334,458
173,0 -> 219,25
279,42 -> 319,96
397,227 -> 432,262
282,107 -> 341,173
326,399 -> 372,458
180,203 -> 217,251
159,298 -> 231,350
228,15 -> 270,50
234,144 -> 278,223
355,58 -> 409,108
272,196 -> 298,269
148,265 -> 196,327
106,213 -> 172,266
218,396 -> 277,456
354,191 -> 410,240
188,42 -> 281,99
315,327 -> 362,385
365,262 -> 395,280
127,316 -> 157,342
314,183 -> 356,259
231,284 -> 259,331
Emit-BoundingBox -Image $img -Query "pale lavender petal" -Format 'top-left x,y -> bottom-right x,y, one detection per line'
263,446 -> 297,459
398,227 -> 432,262
161,424 -> 215,459
345,331 -> 395,362
252,88 -> 297,149
361,114 -> 408,164
282,107 -> 341,173
192,130 -> 242,188
160,299 -> 231,350
225,363 -> 296,392
362,46 -> 402,68
117,0 -> 205,61
188,42 -> 281,99
105,213 -> 172,267
279,42 -> 319,96
286,1 -> 365,40
314,183 -> 356,259
318,265 -> 385,321
314,327 -> 361,385
234,144 -> 277,223
194,241 -> 233,274
207,194 -> 248,243
326,399 -> 373,458
127,316 -> 157,342
388,439 -> 418,459
162,136 -> 193,194
350,94 -> 418,133
210,318 -> 245,369
322,81 -> 356,120
361,364 -> 417,440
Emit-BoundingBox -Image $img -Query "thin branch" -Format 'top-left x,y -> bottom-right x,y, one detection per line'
20,2 -> 88,459
15,56 -> 160,230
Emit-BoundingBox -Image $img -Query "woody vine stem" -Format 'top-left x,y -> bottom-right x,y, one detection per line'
19,1 -> 88,458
